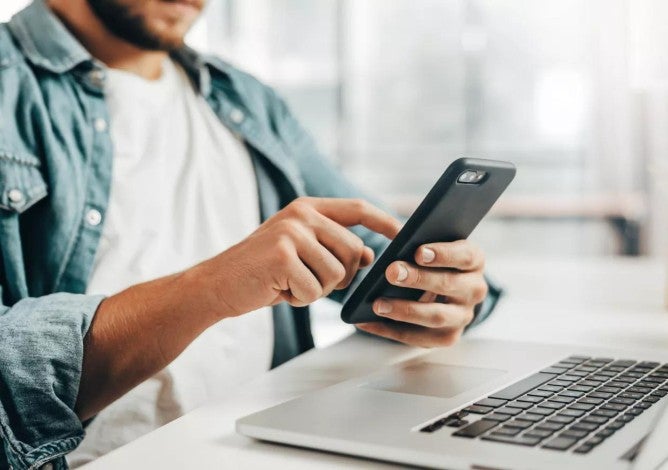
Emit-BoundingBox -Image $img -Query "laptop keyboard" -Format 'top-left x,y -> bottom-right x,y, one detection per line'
420,356 -> 668,454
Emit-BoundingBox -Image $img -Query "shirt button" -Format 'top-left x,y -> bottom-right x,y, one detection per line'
94,118 -> 108,133
7,189 -> 24,204
230,108 -> 245,124
89,69 -> 106,87
85,209 -> 103,227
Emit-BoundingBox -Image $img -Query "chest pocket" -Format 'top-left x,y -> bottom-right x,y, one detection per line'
0,151 -> 48,214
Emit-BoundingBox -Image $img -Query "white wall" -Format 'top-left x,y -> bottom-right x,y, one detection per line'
0,0 -> 29,22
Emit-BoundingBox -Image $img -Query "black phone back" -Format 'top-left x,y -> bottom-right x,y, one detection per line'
341,157 -> 516,324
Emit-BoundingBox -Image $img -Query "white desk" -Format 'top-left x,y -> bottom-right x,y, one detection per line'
83,257 -> 668,469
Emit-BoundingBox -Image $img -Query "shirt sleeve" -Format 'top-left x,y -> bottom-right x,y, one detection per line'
265,89 -> 502,327
0,292 -> 104,470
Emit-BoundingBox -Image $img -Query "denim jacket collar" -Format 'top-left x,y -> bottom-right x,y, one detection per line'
9,0 -> 222,97
8,0 -> 92,73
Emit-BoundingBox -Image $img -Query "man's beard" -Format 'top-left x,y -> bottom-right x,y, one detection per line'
87,0 -> 184,51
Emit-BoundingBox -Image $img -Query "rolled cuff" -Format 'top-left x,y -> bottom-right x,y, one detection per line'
467,274 -> 503,330
0,293 -> 104,470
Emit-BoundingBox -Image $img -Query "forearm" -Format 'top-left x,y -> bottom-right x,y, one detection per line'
75,267 -> 221,421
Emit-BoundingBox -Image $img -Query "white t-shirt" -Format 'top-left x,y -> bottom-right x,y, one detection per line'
68,59 -> 273,466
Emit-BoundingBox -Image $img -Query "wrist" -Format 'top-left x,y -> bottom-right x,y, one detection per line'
181,261 -> 240,323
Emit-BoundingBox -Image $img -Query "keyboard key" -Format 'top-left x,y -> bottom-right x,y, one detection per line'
529,407 -> 555,416
592,358 -> 614,364
571,422 -> 599,432
559,375 -> 580,382
548,415 -> 575,424
626,408 -> 643,417
566,355 -> 591,363
585,436 -> 605,446
582,416 -> 610,425
579,397 -> 604,405
548,380 -> 572,387
537,401 -> 564,410
495,407 -> 522,416
506,400 -> 534,410
517,413 -> 545,423
569,385 -> 594,392
591,409 -> 618,418
589,392 -> 613,399
482,434 -> 541,446
569,403 -> 595,412
560,429 -> 589,439
560,409 -> 586,418
485,413 -> 511,422
619,414 -> 635,423
517,394 -> 544,404
490,427 -> 521,437
553,361 -> 577,369
560,390 -> 585,398
541,367 -> 569,375
615,376 -> 637,384
524,428 -> 555,439
574,366 -> 597,373
596,428 -> 615,438
504,419 -> 533,430
464,405 -> 493,414
569,370 -> 590,377
490,373 -> 558,400
543,436 -> 578,450
619,392 -> 643,400
453,419 -> 498,438
639,361 -> 660,368
574,444 -> 594,454
607,420 -> 626,431
611,360 -> 636,367
629,386 -> 654,394
596,371 -> 617,377
606,382 -> 628,389
601,403 -> 627,412
610,397 -> 635,406
551,395 -> 576,404
475,398 -> 508,408
527,390 -> 553,398
536,422 -> 565,432
636,402 -> 652,410
539,385 -> 564,393
579,380 -> 602,387
445,419 -> 469,428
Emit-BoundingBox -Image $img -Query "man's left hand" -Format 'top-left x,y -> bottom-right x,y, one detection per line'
357,239 -> 487,348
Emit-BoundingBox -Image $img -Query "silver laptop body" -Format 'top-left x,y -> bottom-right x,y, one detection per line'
237,338 -> 668,469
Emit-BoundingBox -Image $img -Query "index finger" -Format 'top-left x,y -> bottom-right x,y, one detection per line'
415,240 -> 485,271
308,197 -> 402,240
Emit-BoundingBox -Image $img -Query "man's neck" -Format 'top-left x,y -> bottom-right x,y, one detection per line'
47,0 -> 166,80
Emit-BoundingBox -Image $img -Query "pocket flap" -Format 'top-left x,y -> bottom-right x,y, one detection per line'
0,151 -> 48,214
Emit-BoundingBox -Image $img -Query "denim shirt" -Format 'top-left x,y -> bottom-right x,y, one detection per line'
0,2 -> 501,469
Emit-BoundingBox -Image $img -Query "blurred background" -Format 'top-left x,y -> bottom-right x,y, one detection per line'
2,1 -> 667,341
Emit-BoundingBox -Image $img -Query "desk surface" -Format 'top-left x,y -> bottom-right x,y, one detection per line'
83,257 -> 668,469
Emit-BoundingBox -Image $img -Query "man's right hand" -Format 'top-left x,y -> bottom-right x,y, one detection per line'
76,197 -> 400,420
193,197 -> 402,318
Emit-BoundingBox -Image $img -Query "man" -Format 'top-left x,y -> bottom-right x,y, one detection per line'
0,0 -> 500,468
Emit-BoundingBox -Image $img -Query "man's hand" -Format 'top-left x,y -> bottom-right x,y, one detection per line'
357,240 -> 487,348
195,197 -> 402,318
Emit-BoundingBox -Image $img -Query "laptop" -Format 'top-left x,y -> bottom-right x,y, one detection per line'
236,337 -> 668,469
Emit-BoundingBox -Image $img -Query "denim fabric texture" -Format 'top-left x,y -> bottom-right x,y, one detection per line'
0,1 -> 501,468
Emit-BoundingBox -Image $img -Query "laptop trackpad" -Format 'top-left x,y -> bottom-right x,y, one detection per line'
364,361 -> 506,399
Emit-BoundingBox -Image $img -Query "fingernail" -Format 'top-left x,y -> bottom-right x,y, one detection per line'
421,247 -> 435,263
396,264 -> 408,282
375,300 -> 392,314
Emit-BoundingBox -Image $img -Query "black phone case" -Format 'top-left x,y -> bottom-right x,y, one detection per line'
340,157 -> 516,324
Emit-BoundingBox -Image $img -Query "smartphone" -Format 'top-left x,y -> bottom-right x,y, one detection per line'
340,157 -> 516,324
